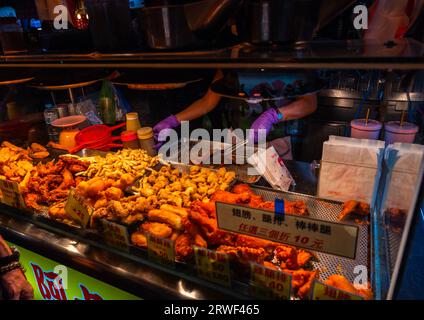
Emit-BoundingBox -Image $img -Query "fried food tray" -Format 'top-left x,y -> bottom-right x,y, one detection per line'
249,185 -> 370,284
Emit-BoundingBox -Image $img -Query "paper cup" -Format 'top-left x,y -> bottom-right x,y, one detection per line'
384,121 -> 419,145
350,119 -> 382,140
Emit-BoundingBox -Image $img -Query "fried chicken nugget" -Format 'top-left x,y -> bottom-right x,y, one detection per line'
141,222 -> 173,239
148,209 -> 183,230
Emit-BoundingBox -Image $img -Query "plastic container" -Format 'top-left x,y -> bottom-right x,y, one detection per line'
137,127 -> 156,156
44,104 -> 59,142
126,112 -> 142,132
350,119 -> 382,140
384,121 -> 419,145
121,130 -> 139,149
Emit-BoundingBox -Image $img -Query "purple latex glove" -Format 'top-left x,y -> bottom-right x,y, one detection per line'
153,115 -> 181,150
249,108 -> 280,143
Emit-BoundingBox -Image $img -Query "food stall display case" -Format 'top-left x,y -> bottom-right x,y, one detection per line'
0,32 -> 424,301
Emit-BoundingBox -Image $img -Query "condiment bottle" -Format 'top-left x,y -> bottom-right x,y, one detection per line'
121,130 -> 139,149
126,112 -> 142,132
137,127 -> 156,156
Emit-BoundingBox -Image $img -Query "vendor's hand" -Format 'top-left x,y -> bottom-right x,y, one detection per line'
153,115 -> 181,150
249,108 -> 280,143
0,269 -> 34,300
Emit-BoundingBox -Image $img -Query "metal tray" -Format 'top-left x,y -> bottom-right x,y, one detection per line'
128,162 -> 237,195
249,185 -> 370,284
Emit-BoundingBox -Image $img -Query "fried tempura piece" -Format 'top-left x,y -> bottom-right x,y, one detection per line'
160,204 -> 188,219
141,222 -> 173,239
131,231 -> 147,248
148,209 -> 183,230
216,245 -> 269,264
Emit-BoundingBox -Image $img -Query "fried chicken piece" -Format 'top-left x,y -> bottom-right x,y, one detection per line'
262,261 -> 279,270
148,209 -> 183,230
211,190 -> 250,204
216,245 -> 269,264
324,275 -> 373,300
385,208 -> 407,233
105,187 -> 123,201
48,203 -> 68,220
285,200 -> 309,216
24,193 -> 43,211
283,269 -> 318,299
232,184 -> 255,195
234,234 -> 278,251
297,250 -> 315,267
131,231 -> 147,248
141,222 -> 173,239
175,233 -> 194,261
338,200 -> 370,221
275,245 -> 299,270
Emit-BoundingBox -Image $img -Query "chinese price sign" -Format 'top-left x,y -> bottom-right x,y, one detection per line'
216,202 -> 359,259
249,263 -> 292,300
194,247 -> 231,287
311,280 -> 363,300
65,188 -> 93,228
0,179 -> 27,209
100,219 -> 130,252
147,234 -> 176,269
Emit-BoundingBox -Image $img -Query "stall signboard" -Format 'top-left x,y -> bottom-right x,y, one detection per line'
0,179 -> 27,209
194,246 -> 231,287
147,234 -> 176,268
216,202 -> 359,259
100,219 -> 130,252
65,188 -> 92,228
249,263 -> 292,300
7,242 -> 140,300
311,280 -> 364,300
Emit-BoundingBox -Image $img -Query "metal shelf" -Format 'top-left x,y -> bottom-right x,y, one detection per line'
1,39 -> 423,69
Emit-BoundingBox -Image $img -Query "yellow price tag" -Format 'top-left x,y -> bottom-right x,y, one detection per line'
311,280 -> 364,300
0,179 -> 27,209
147,234 -> 175,268
65,188 -> 93,228
194,247 -> 231,287
249,263 -> 292,300
100,219 -> 130,252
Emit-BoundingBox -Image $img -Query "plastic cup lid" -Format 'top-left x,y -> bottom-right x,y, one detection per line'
385,121 -> 419,134
350,119 -> 382,131
126,112 -> 139,120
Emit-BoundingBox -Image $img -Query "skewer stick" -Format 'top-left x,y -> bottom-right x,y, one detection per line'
365,108 -> 370,125
400,110 -> 406,126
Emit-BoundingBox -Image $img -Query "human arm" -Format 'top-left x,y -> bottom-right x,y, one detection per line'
0,235 -> 34,300
250,93 -> 317,142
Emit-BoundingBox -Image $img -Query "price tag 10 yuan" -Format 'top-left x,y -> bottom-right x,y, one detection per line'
65,188 -> 93,228
147,234 -> 175,269
100,219 -> 130,252
311,280 -> 364,300
0,179 -> 27,209
249,263 -> 292,300
194,247 -> 231,287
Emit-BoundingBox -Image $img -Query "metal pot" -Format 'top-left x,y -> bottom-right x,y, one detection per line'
236,0 -> 323,45
136,0 -> 242,50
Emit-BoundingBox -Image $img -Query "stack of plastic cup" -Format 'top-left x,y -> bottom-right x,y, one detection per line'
384,121 -> 419,145
350,119 -> 383,140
